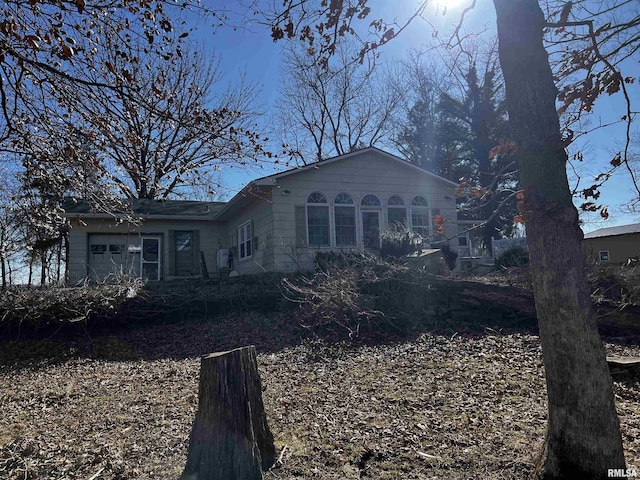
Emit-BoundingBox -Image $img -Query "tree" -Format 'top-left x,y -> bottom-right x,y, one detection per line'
493,1 -> 625,476
396,47 -> 518,250
268,0 -> 633,476
63,42 -> 266,200
275,40 -> 402,161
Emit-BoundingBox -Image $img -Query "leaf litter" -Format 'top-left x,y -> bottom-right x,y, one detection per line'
1,312 -> 639,479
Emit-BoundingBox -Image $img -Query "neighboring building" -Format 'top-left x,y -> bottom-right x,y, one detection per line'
63,147 -> 461,283
583,223 -> 640,263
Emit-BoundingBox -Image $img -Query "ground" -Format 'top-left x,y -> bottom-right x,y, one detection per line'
1,310 -> 640,479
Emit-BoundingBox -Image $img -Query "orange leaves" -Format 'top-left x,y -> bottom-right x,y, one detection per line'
514,191 -> 528,224
488,139 -> 519,159
433,215 -> 445,236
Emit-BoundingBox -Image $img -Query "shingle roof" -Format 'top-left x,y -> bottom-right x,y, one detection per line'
62,198 -> 225,217
583,223 -> 640,239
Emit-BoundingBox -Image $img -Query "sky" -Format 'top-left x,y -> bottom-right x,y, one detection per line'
190,0 -> 639,233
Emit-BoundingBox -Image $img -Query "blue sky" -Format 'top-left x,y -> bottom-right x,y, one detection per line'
192,0 -> 638,233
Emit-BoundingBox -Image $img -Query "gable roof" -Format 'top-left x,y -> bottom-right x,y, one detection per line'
62,198 -> 225,219
216,147 -> 458,219
583,222 -> 640,239
252,146 -> 459,187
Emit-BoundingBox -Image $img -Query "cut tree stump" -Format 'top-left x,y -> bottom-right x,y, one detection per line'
179,346 -> 275,480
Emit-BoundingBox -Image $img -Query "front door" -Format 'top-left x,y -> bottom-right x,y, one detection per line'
175,231 -> 194,276
361,211 -> 380,250
141,237 -> 161,280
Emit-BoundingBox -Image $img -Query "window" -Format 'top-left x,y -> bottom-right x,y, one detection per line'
411,196 -> 430,238
334,193 -> 356,246
307,192 -> 330,246
176,231 -> 192,251
361,194 -> 381,207
109,244 -> 124,254
599,251 -> 610,262
238,221 -> 252,260
90,244 -> 106,254
387,195 -> 406,228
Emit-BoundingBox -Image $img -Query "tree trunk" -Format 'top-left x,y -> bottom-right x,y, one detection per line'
180,346 -> 275,480
493,1 -> 626,478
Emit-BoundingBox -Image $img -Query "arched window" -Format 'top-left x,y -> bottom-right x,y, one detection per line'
306,192 -> 330,246
411,196 -> 430,238
361,194 -> 381,207
334,193 -> 356,246
387,195 -> 407,228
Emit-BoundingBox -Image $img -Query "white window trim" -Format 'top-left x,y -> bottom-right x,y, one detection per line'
306,192 -> 331,247
599,250 -> 610,262
333,193 -> 357,247
334,204 -> 357,247
140,236 -> 161,281
238,221 -> 252,261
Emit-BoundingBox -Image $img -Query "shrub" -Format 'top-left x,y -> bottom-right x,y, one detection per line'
494,246 -> 529,269
283,253 -> 409,338
440,244 -> 459,271
380,224 -> 421,259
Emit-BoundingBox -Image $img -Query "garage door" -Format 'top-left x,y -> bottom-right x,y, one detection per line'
88,234 -> 141,280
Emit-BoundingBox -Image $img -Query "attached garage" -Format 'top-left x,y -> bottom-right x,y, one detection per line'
64,199 -> 224,284
88,234 -> 141,280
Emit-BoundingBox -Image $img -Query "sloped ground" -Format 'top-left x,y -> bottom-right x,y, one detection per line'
1,312 -> 640,479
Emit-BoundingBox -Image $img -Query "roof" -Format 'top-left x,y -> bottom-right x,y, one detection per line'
583,223 -> 640,239
217,147 -> 458,218
251,146 -> 459,187
62,198 -> 225,218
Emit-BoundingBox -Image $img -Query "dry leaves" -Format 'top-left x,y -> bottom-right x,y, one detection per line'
1,313 -> 639,479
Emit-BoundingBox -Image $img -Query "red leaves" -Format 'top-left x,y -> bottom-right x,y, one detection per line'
433,215 -> 445,235
489,139 -> 519,159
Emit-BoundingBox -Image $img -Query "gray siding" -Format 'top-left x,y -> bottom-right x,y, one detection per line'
224,192 -> 275,275
269,150 -> 457,270
67,217 -> 222,283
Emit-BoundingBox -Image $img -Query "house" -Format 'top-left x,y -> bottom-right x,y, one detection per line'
583,222 -> 640,263
63,147 -> 461,283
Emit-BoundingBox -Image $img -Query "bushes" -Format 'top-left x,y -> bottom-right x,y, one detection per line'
380,225 -> 421,259
283,253 -> 409,337
494,246 -> 529,269
0,276 -> 144,333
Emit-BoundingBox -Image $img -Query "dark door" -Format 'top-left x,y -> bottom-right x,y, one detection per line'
361,211 -> 380,250
175,231 -> 193,276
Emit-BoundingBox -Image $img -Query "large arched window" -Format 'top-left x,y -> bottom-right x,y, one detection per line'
361,194 -> 382,207
411,196 -> 430,238
387,195 -> 406,228
334,193 -> 356,246
307,192 -> 330,246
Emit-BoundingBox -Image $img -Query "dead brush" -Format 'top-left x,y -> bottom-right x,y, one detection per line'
282,253 -> 411,338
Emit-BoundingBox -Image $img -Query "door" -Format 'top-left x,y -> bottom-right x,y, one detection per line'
141,237 -> 161,280
88,234 -> 139,280
175,231 -> 193,276
361,211 -> 380,250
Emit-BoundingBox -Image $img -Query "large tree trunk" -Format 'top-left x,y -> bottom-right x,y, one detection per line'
180,346 -> 275,480
493,1 -> 626,478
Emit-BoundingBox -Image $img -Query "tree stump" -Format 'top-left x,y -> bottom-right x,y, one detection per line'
179,346 -> 275,480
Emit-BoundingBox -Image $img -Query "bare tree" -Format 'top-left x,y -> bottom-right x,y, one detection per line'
275,40 -> 403,161
53,42 -> 265,200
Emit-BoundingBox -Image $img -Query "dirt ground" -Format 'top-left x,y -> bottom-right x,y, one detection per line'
1,311 -> 640,479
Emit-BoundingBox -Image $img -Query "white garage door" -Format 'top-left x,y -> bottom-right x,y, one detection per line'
88,234 -> 141,280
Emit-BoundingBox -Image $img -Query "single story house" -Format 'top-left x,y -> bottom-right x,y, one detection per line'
583,222 -> 640,263
63,147 -> 464,283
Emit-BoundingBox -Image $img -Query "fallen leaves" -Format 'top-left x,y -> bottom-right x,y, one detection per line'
0,314 -> 639,479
